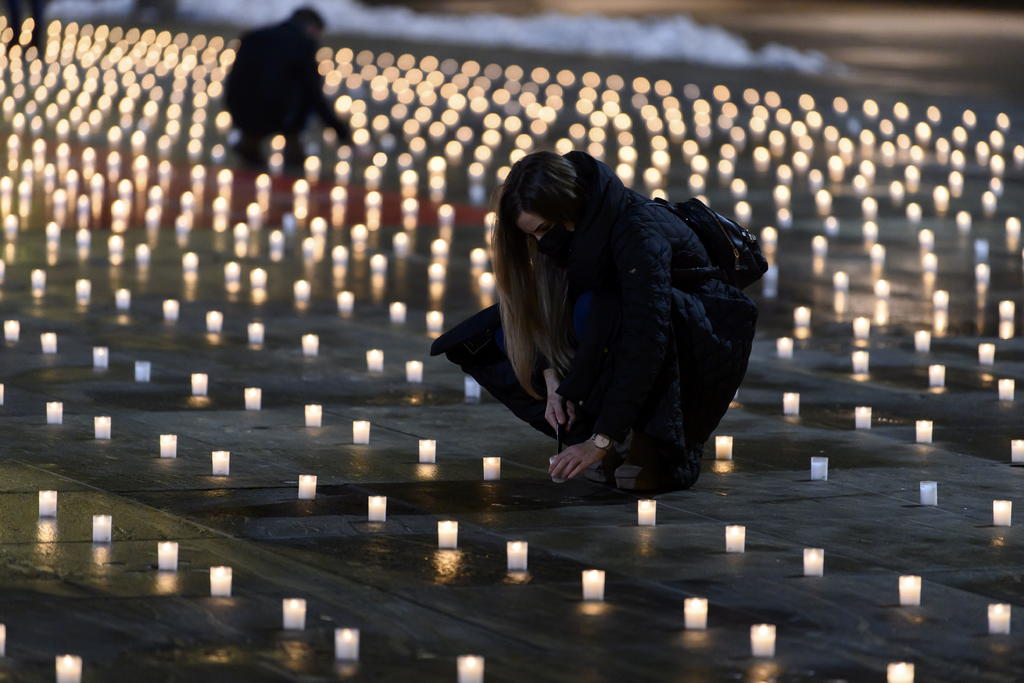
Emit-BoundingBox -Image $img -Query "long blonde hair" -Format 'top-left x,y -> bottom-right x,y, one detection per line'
492,152 -> 583,398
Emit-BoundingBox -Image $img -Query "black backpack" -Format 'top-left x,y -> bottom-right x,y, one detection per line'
653,197 -> 768,290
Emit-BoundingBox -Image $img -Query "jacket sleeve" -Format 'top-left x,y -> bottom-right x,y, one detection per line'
592,218 -> 673,442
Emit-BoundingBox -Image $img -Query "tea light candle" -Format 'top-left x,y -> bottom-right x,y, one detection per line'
116,288 -> 131,311
40,332 -> 57,354
919,481 -> 938,506
244,387 -> 261,411
298,475 -> 317,500
637,499 -> 657,526
914,330 -> 931,353
282,598 -> 306,630
833,271 -> 849,292
457,655 -> 484,683
852,317 -> 870,340
302,334 -> 319,357
999,379 -> 1015,401
887,662 -> 915,683
899,575 -> 921,606
715,435 -> 733,460
38,490 -> 57,517
94,416 -> 111,440
366,349 -> 384,373
158,541 -> 178,571
406,360 -> 423,383
916,420 -> 933,444
335,628 -> 360,661
55,655 -> 82,683
803,548 -> 824,576
684,597 -> 708,630
855,406 -> 872,429
92,514 -> 112,543
293,279 -> 311,304
159,434 -> 177,459
247,322 -> 264,346
988,603 -> 1011,635
210,566 -> 232,597
1012,439 -> 1024,464
793,306 -> 811,328
776,337 -> 793,359
437,520 -> 459,549
337,290 -> 354,315
426,310 -> 444,335
304,404 -> 322,427
482,457 -> 501,481
92,346 -> 108,369
725,525 -> 746,552
929,364 -> 945,388
135,361 -> 151,382
507,541 -> 528,572
353,420 -> 371,444
365,495 -> 387,522
191,373 -> 208,397
581,569 -> 605,601
750,624 -> 776,657
783,392 -> 800,416
0,622 -> 5,657
389,301 -> 407,324
993,500 -> 1012,526
851,350 -> 869,374
810,456 -> 828,481
979,343 -> 995,366
3,320 -> 19,343
211,450 -> 230,476
419,439 -> 437,463
46,401 -> 63,424
162,299 -> 179,323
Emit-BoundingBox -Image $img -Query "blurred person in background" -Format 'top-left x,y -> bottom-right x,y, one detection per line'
6,0 -> 45,49
226,6 -> 350,168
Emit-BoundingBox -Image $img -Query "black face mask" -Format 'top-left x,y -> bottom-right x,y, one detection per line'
536,225 -> 574,263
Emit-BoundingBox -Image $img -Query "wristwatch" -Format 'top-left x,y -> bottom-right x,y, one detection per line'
590,433 -> 612,450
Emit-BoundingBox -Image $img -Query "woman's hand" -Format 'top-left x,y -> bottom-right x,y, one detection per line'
543,368 -> 576,431
549,440 -> 607,480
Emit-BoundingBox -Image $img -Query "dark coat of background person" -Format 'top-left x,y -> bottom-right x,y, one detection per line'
225,17 -> 344,138
432,152 -> 757,453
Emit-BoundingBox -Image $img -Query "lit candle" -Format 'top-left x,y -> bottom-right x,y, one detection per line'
457,655 -> 484,683
211,450 -> 230,476
282,598 -> 306,630
464,376 -> 481,402
803,548 -> 824,576
191,373 -> 208,397
366,349 -> 384,374
750,624 -> 776,657
783,392 -> 800,416
852,317 -> 870,340
810,457 -> 828,481
55,655 -> 83,683
367,495 -> 387,522
507,541 -> 528,572
406,360 -> 423,383
389,301 -> 407,324
426,310 -> 444,335
335,628 -> 360,661
210,566 -> 232,597
244,387 -> 262,411
94,416 -> 111,440
3,320 -> 19,343
979,343 -> 995,366
92,346 -> 109,369
0,623 -> 5,657
482,457 -> 501,481
887,662 -> 915,683
914,331 -> 931,353
40,332 -> 57,354
581,569 -> 605,601
38,490 -> 57,517
993,500 -> 1012,526
419,439 -> 437,463
337,291 -> 354,315
851,350 -> 869,374
637,499 -> 657,526
998,379 -> 1015,402
304,404 -> 322,428
855,406 -> 872,430
158,541 -> 178,571
46,401 -> 63,425
293,280 -> 310,305
915,420 -> 933,444
156,434 -> 176,459
302,334 -> 319,357
833,271 -> 849,292
297,475 -> 317,500
353,420 -> 370,444
988,603 -> 1011,635
437,520 -> 459,549
776,337 -> 793,359
1012,439 -> 1024,464
793,306 -> 811,328
929,365 -> 945,388
92,514 -> 112,543
725,525 -> 746,553
899,575 -> 921,606
684,597 -> 708,630
162,299 -> 179,323
715,435 -> 733,460
247,322 -> 264,346
135,361 -> 151,382
919,481 -> 938,506
205,311 -> 223,334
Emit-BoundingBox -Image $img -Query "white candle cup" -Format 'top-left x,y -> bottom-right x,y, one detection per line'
304,404 -> 322,428
918,481 -> 938,506
282,598 -> 306,630
135,361 -> 151,382
335,628 -> 360,661
803,548 -> 824,576
0,623 -> 5,657
191,373 -> 208,397
211,450 -> 230,476
46,401 -> 63,425
783,392 -> 800,416
157,541 -> 178,571
293,280 -> 311,305
776,337 -> 794,359
464,376 -> 482,402
988,603 -> 1011,635
993,500 -> 1012,527
715,435 -> 733,460
337,291 -> 354,315
833,271 -> 850,292
852,317 -> 870,340
55,655 -> 83,683
406,360 -> 424,383
793,306 -> 811,328
887,662 -> 915,683
367,495 -> 387,522
437,520 -> 459,549
40,332 -> 57,354
389,301 -> 407,324
92,346 -> 109,369
914,330 -> 931,353
162,299 -> 179,323
210,566 -> 232,597
725,525 -> 746,553
979,343 -> 996,366
750,624 -> 776,658
419,439 -> 437,463
38,490 -> 57,518
3,320 -> 19,343
916,420 -> 933,444
998,379 -> 1015,402
855,406 -> 872,430
92,514 -> 112,543
244,387 -> 262,411
581,569 -> 606,601
205,311 -> 223,335
506,541 -> 528,572
159,434 -> 177,459
94,416 -> 111,440
899,575 -> 922,606
297,475 -> 317,500
302,334 -> 319,357
457,655 -> 485,683
810,457 -> 829,481
353,420 -> 370,445
247,322 -> 265,346
482,457 -> 501,481
1012,439 -> 1024,464
851,351 -> 869,374
684,597 -> 708,630
929,364 -> 946,389
426,310 -> 444,335
637,499 -> 657,526
115,288 -> 131,312
366,349 -> 384,374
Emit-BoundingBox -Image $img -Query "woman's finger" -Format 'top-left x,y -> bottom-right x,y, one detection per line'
545,406 -> 557,431
551,454 -> 574,479
553,400 -> 566,425
566,401 -> 576,425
